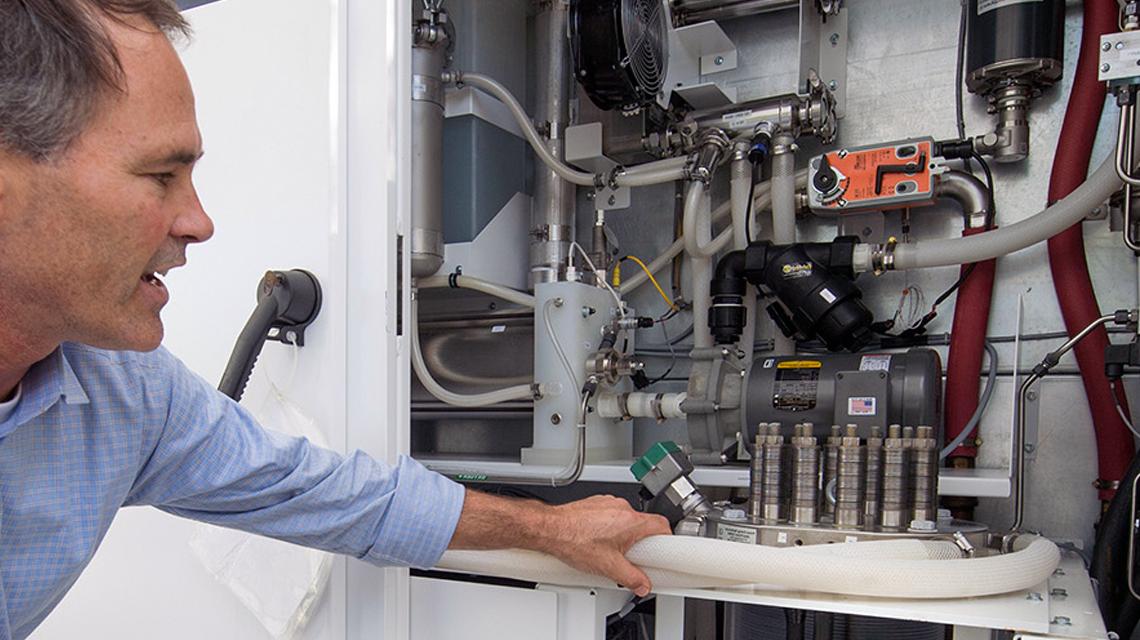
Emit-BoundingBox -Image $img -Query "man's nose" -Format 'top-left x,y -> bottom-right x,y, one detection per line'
172,185 -> 214,244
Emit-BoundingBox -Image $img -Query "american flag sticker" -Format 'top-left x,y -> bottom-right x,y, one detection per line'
848,397 -> 877,416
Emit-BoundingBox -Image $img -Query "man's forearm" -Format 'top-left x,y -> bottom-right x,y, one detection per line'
447,488 -> 672,596
448,488 -> 555,552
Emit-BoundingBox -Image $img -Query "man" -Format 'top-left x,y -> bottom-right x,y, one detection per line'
0,1 -> 671,637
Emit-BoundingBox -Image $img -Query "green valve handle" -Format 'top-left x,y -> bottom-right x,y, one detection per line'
630,441 -> 682,481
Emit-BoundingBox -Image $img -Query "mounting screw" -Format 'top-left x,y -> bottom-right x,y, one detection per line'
553,297 -> 564,308
1104,41 -> 1114,51
1024,444 -> 1036,453
550,413 -> 562,425
608,194 -> 616,205
828,80 -> 838,91
1027,391 -> 1037,402
1102,63 -> 1112,73
1118,41 -> 1126,50
829,33 -> 839,46
714,55 -> 724,66
1051,616 -> 1072,626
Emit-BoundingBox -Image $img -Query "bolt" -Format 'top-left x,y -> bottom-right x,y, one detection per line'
581,306 -> 595,318
553,297 -> 564,308
1118,41 -> 1126,50
1050,588 -> 1068,599
1026,592 -> 1043,602
714,55 -> 724,66
828,80 -> 838,91
1051,616 -> 1071,626
862,227 -> 873,237
608,194 -> 616,205
1025,444 -> 1036,453
1027,391 -> 1037,402
1103,63 -> 1112,73
1105,41 -> 1114,51
829,33 -> 839,46
550,413 -> 562,425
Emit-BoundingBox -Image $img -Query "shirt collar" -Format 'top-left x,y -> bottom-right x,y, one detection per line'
0,346 -> 90,439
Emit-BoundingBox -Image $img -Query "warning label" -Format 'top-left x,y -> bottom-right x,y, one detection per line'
717,524 -> 758,545
774,361 -> 821,411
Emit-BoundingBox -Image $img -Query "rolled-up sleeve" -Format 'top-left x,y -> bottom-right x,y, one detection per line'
124,349 -> 465,569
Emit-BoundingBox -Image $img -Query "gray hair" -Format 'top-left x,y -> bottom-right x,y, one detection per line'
0,0 -> 190,161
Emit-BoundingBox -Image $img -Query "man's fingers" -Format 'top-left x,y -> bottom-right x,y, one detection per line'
610,556 -> 653,597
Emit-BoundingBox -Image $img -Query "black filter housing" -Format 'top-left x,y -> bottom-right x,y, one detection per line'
570,0 -> 668,111
966,0 -> 1064,95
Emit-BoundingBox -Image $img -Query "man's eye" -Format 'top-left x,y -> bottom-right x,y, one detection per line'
151,172 -> 176,186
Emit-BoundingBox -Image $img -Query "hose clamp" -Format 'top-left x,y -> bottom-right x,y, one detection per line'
607,165 -> 626,191
650,393 -> 667,423
617,393 -> 633,422
447,266 -> 463,288
872,237 -> 898,275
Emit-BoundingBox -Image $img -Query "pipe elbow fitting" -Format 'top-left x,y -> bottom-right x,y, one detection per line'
936,170 -> 992,229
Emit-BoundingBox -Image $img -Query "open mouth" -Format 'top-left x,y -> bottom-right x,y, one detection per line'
141,271 -> 167,290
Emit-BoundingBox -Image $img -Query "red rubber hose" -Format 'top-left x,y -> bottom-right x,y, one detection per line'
1046,0 -> 1135,502
944,226 -> 997,458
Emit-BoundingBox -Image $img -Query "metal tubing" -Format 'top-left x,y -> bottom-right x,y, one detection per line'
692,95 -> 803,137
936,170 -> 992,229
411,33 -> 448,277
530,1 -> 576,286
1012,313 -> 1116,531
673,0 -> 798,25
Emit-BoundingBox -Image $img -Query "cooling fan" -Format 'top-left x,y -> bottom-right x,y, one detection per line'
570,0 -> 668,112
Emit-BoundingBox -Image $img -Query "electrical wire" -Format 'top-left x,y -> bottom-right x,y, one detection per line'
570,241 -> 627,317
645,313 -> 678,386
613,255 -> 677,312
543,298 -> 581,391
744,162 -> 760,246
1111,379 -> 1140,440
940,341 -> 999,459
955,0 -> 968,141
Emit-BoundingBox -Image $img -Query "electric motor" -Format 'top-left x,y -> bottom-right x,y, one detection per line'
966,0 -> 1064,97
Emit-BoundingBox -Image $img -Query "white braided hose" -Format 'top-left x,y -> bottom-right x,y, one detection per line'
437,535 -> 1059,599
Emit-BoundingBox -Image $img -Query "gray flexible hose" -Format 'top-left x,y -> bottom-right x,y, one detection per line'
884,156 -> 1121,270
939,341 -> 999,459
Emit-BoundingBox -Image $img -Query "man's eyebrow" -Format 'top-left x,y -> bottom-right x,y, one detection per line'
146,149 -> 205,166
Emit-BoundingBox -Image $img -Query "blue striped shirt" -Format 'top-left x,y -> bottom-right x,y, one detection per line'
0,343 -> 465,639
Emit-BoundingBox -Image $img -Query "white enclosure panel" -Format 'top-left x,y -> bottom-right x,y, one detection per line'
32,1 -> 354,638
410,577 -> 559,640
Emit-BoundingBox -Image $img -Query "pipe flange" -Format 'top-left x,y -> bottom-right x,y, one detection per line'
651,393 -> 668,423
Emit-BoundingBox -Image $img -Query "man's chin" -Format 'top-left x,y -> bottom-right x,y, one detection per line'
80,317 -> 165,352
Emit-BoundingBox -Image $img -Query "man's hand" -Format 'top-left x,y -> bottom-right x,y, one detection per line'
449,490 -> 671,596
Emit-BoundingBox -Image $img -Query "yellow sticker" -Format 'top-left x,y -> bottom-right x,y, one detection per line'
777,360 -> 822,369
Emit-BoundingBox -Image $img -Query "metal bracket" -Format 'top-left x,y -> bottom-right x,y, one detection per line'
798,0 -> 848,117
1022,386 -> 1040,462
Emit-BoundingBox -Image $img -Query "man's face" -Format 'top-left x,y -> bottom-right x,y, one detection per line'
0,14 -> 213,353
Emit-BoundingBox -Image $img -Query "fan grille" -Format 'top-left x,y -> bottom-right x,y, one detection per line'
620,0 -> 667,101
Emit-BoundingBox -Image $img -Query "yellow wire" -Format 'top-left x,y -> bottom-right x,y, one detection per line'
619,255 -> 677,311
